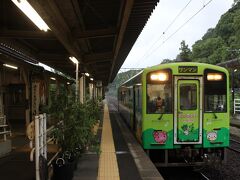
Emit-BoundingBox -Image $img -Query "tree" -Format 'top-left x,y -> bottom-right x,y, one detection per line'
202,28 -> 216,40
161,59 -> 175,64
191,37 -> 227,64
106,70 -> 141,97
233,0 -> 240,6
177,40 -> 192,62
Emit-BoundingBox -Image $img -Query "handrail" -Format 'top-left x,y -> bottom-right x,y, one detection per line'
0,125 -> 8,127
32,113 -> 61,180
0,115 -> 11,141
46,120 -> 63,134
30,148 -> 35,162
47,150 -> 61,167
0,131 -> 11,135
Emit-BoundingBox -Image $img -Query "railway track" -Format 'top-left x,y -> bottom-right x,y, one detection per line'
230,139 -> 240,144
200,172 -> 210,180
158,167 -> 212,180
108,97 -> 216,180
228,139 -> 240,154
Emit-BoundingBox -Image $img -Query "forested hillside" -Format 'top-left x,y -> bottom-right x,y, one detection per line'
190,2 -> 240,64
106,70 -> 141,97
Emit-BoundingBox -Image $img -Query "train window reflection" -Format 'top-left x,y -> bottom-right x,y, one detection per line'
147,84 -> 172,114
204,70 -> 227,112
180,84 -> 197,110
205,95 -> 226,112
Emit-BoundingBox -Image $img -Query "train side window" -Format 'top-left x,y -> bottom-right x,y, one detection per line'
137,89 -> 140,112
138,87 -> 142,113
147,84 -> 172,114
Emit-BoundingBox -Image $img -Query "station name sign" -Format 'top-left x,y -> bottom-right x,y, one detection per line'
178,66 -> 198,73
96,81 -> 102,87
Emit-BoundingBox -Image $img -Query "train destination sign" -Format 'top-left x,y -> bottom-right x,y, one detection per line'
178,66 -> 198,73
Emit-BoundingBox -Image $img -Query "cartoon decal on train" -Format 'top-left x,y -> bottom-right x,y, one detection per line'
118,62 -> 229,166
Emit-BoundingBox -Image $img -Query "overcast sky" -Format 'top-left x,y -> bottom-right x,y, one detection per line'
121,0 -> 234,70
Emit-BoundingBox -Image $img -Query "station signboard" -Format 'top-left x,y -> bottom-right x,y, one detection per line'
32,82 -> 40,117
96,81 -> 102,87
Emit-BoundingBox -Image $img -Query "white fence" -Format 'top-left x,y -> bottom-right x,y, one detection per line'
234,99 -> 240,114
0,116 -> 11,141
35,114 -> 47,180
30,114 -> 61,180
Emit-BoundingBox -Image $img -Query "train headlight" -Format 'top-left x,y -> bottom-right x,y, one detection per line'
207,73 -> 223,81
150,72 -> 168,81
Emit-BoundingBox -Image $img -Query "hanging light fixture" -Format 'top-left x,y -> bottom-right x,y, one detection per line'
3,64 -> 18,70
11,0 -> 50,32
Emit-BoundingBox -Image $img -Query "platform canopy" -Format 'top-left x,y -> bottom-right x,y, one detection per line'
217,58 -> 240,69
0,0 -> 159,85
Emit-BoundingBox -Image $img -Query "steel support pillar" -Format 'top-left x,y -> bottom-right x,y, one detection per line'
80,74 -> 86,104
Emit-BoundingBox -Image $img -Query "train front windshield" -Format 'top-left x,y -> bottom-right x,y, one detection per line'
204,70 -> 227,112
146,70 -> 172,114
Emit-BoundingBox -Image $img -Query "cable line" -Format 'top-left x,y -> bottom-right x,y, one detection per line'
146,0 -> 214,61
135,0 -> 193,68
163,0 -> 193,35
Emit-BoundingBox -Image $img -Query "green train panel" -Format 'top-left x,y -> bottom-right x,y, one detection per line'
118,62 -> 229,165
141,63 -> 229,150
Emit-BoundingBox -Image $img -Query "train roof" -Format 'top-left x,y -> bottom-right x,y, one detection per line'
119,70 -> 143,87
119,62 -> 228,88
143,62 -> 229,74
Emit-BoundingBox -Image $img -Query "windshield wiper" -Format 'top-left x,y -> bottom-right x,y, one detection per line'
158,114 -> 163,120
213,112 -> 218,119
205,111 -> 218,119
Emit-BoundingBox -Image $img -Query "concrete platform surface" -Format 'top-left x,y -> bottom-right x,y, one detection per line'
0,140 -> 11,158
107,97 -> 164,180
0,151 -> 35,180
73,98 -> 164,180
73,154 -> 99,180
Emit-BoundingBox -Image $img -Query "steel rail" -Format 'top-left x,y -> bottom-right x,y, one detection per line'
228,147 -> 240,154
228,139 -> 240,153
230,139 -> 240,144
200,172 -> 210,180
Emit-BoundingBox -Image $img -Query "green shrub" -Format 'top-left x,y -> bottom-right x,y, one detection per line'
49,88 -> 101,155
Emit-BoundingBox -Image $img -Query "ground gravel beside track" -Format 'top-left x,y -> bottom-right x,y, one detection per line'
160,135 -> 240,180
202,135 -> 240,180
200,149 -> 240,180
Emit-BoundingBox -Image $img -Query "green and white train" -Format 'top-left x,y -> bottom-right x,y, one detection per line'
118,62 -> 229,166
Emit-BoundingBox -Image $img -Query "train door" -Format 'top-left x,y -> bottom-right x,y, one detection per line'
174,77 -> 203,144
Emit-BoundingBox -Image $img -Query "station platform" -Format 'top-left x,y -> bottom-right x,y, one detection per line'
72,100 -> 240,179
73,98 -> 164,180
0,98 -> 163,180
0,135 -> 35,180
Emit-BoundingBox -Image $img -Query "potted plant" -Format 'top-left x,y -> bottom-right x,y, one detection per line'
50,88 -> 101,180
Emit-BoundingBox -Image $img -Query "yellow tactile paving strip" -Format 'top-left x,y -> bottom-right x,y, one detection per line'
98,103 -> 120,180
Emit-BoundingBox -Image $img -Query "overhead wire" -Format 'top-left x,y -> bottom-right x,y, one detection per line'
135,0 -> 193,68
159,0 -> 193,40
143,0 -> 214,62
